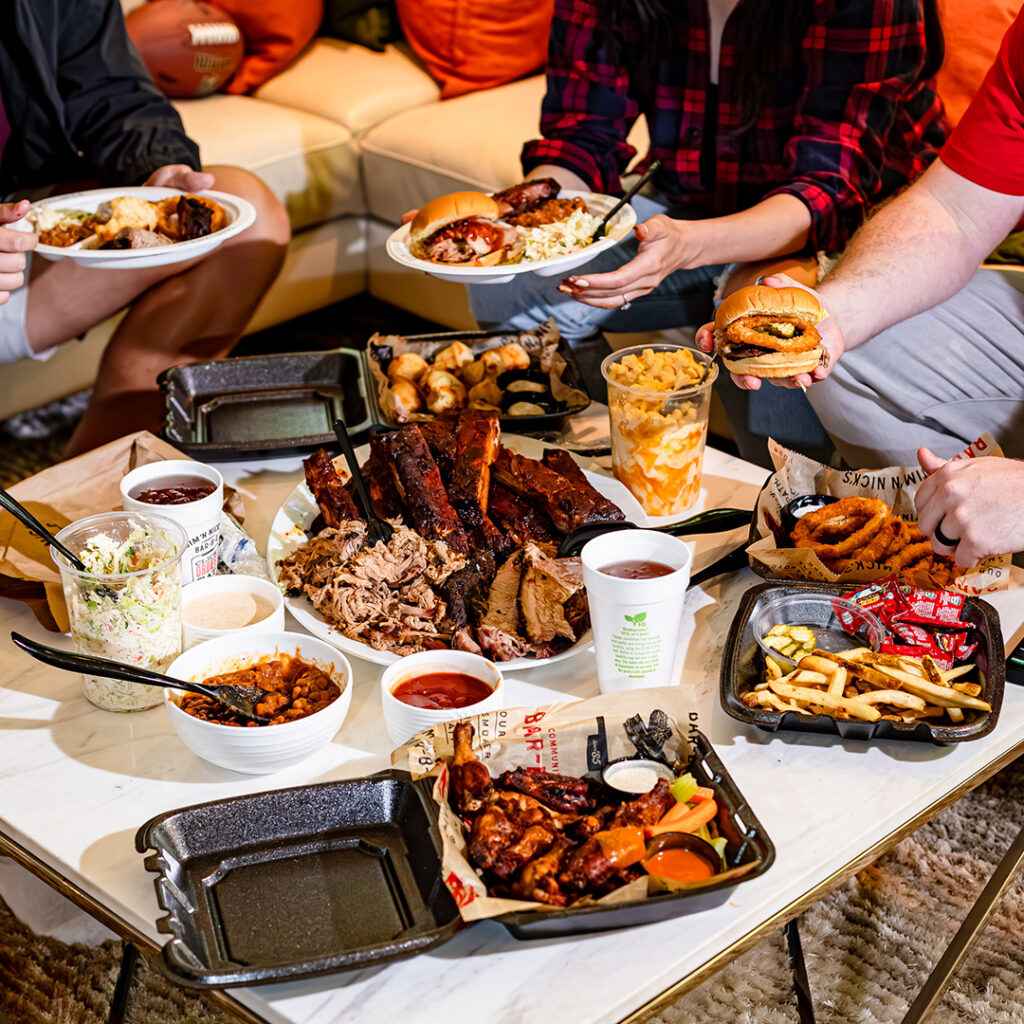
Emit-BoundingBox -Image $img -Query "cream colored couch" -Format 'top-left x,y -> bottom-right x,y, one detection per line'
1,27 -> 647,422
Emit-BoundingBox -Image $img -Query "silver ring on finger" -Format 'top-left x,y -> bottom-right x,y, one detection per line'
620,293 -> 631,310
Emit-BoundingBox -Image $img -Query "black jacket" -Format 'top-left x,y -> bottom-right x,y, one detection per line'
0,0 -> 201,197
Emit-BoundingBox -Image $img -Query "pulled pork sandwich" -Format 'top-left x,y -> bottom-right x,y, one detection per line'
713,285 -> 826,378
409,191 -> 520,266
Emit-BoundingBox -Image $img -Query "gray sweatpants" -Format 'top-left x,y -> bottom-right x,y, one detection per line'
809,269 -> 1024,468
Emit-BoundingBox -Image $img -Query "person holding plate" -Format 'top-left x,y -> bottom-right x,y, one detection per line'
468,0 -> 946,466
0,0 -> 291,457
693,7 -> 1024,568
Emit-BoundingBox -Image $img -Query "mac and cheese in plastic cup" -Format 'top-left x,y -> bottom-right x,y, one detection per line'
601,345 -> 718,518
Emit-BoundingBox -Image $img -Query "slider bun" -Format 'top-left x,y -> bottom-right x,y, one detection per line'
719,346 -> 823,379
714,285 -> 825,331
409,191 -> 501,248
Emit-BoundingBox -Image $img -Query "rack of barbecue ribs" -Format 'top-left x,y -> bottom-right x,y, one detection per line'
486,482 -> 557,547
302,449 -> 360,527
448,411 -> 509,555
448,723 -> 674,906
491,448 -> 625,533
542,449 -> 626,523
379,425 -> 469,552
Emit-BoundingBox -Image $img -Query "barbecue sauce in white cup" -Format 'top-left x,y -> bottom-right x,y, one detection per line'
581,530 -> 692,693
120,459 -> 224,585
379,650 -> 504,748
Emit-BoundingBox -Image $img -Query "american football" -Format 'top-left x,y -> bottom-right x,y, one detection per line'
126,0 -> 244,98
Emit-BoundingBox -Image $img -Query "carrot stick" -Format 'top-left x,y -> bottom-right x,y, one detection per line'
647,798 -> 718,838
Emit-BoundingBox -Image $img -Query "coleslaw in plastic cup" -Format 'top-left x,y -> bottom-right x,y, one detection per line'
51,511 -> 187,712
602,345 -> 718,518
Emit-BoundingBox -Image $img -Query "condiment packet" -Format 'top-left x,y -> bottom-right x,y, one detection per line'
838,577 -> 978,670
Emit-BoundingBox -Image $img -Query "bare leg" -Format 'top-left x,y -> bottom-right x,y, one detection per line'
25,166 -> 290,457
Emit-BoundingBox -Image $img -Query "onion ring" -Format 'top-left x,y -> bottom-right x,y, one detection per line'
725,315 -> 822,353
790,497 -> 890,559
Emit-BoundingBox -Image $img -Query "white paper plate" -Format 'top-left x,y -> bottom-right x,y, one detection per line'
12,186 -> 256,269
266,435 -> 650,669
385,190 -> 637,285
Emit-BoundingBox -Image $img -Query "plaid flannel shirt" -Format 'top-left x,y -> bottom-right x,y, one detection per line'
522,0 -> 947,253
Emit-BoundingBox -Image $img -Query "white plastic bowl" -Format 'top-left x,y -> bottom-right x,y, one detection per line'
165,631 -> 352,774
179,574 -> 285,650
379,650 -> 504,747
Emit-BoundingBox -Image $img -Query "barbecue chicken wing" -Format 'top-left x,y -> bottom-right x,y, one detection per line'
611,778 -> 674,828
500,767 -> 594,813
449,722 -> 493,815
559,827 -> 647,892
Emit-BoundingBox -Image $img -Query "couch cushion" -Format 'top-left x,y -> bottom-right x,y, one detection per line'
361,75 -> 649,223
173,93 -> 362,230
254,40 -> 439,135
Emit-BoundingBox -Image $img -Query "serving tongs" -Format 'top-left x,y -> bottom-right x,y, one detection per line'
10,632 -> 272,724
0,487 -> 119,601
557,506 -> 752,558
332,418 -> 394,546
587,159 -> 662,244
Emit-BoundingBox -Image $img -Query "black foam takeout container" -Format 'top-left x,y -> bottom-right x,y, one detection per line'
137,735 -> 774,985
136,771 -> 461,988
366,327 -> 592,435
159,349 -> 372,460
721,581 -> 1005,744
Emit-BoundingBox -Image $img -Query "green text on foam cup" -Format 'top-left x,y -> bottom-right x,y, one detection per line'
610,612 -> 664,679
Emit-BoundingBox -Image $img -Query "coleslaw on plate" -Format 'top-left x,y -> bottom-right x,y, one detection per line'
519,207 -> 603,263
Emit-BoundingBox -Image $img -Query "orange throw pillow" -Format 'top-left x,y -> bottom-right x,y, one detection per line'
215,0 -> 324,94
936,0 -> 1021,129
396,0 -> 554,99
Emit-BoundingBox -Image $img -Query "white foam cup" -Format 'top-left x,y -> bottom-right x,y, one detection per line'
581,529 -> 693,693
120,459 -> 224,585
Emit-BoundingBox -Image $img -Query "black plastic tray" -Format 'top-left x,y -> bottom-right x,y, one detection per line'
366,328 -> 591,435
136,770 -> 461,988
721,580 -> 1005,744
159,349 -> 372,460
494,730 -> 775,939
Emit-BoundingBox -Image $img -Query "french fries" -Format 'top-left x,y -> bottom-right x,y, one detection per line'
746,647 -> 988,725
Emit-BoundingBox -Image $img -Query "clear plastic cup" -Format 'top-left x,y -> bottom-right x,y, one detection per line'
51,511 -> 188,712
602,345 -> 718,518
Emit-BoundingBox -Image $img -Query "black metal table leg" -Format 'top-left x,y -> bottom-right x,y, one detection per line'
900,820 -> 1024,1024
107,941 -> 141,1024
785,919 -> 817,1024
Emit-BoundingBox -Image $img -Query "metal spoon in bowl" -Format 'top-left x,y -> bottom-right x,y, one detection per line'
10,632 -> 272,724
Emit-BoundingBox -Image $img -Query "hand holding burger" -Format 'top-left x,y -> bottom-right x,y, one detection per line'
695,274 -> 846,390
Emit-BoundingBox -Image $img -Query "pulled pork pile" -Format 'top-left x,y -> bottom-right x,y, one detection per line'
277,522 -> 465,656
276,410 -> 625,659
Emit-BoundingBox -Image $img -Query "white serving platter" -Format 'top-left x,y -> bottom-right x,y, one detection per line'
385,190 -> 636,285
266,434 -> 649,669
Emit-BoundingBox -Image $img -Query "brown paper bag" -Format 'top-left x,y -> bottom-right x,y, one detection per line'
747,434 -> 1010,595
0,431 -> 244,631
391,687 -> 712,922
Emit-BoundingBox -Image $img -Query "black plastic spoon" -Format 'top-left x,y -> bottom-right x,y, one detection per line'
557,506 -> 752,558
11,632 -> 272,724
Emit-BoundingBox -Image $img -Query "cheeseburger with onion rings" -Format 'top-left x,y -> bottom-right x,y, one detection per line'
713,285 -> 826,378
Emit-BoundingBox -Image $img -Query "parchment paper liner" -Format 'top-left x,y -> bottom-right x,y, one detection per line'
391,686 -> 762,922
747,434 -> 1010,595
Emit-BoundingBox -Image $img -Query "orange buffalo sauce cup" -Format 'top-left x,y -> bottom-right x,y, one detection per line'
602,345 -> 718,517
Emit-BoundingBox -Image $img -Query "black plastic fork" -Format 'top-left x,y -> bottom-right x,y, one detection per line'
333,418 -> 394,546
11,632 -> 272,724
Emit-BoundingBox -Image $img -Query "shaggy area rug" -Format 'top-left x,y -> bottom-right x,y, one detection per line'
3,758 -> 1024,1024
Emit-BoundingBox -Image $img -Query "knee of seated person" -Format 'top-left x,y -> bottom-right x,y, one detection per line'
203,165 -> 291,247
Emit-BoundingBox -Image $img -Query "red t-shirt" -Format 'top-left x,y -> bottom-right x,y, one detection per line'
943,9 -> 1024,194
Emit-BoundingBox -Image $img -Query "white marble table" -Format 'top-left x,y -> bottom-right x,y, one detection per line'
1,446 -> 1023,1024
